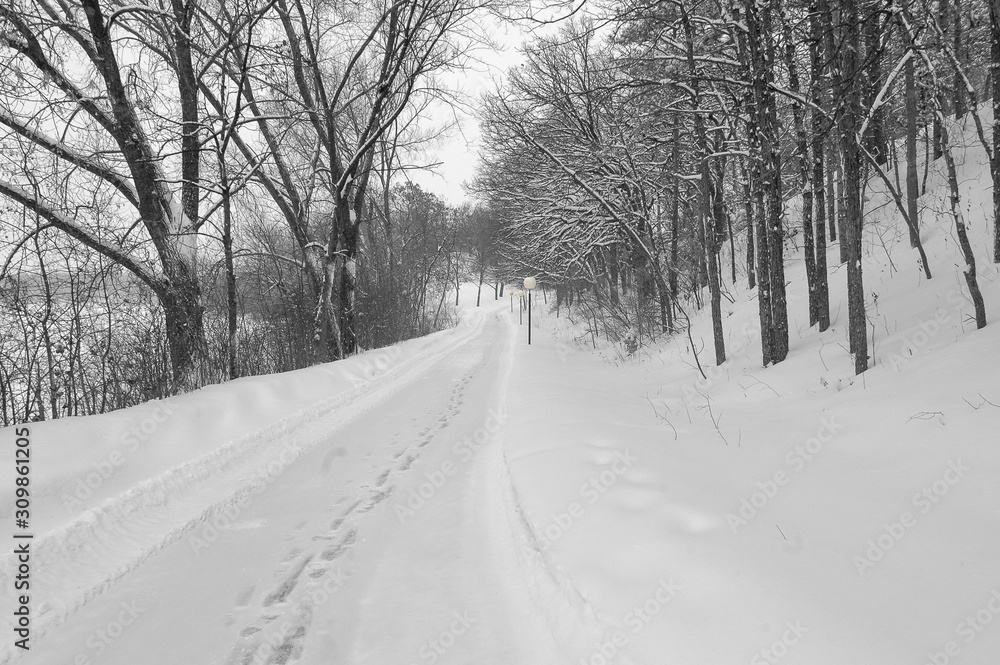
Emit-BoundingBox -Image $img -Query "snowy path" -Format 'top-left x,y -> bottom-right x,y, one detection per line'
11,308 -> 568,665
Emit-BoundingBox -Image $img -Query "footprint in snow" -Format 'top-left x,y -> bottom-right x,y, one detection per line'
359,486 -> 394,512
321,528 -> 357,561
263,554 -> 314,607
265,618 -> 310,665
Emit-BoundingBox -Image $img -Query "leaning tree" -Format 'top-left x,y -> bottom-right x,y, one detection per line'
0,0 -> 209,386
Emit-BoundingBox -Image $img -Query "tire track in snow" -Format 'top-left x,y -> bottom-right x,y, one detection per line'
474,311 -> 608,659
224,329 -> 492,664
322,312 -> 571,663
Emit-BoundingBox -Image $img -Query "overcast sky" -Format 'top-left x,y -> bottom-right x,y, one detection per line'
405,17 -> 526,205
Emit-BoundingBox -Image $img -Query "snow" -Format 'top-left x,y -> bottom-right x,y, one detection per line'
2,119 -> 1000,665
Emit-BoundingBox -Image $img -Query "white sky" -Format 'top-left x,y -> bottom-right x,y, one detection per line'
404,18 -> 526,205
406,3 -> 601,205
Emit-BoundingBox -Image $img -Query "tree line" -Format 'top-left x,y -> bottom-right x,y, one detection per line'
3,0 -> 999,421
475,0 -> 998,376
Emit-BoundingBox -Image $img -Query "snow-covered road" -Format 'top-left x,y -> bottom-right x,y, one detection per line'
8,306 -> 572,665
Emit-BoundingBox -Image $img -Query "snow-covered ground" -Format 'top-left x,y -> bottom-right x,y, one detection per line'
2,118 -> 1000,665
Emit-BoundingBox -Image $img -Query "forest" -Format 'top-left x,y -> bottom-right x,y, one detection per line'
1,0 -> 998,424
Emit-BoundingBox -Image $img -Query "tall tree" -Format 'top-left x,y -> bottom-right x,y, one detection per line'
810,0 -> 831,330
862,0 -> 889,164
904,13 -> 921,249
743,0 -> 788,365
782,6 -> 818,327
991,0 -> 1000,263
0,0 -> 208,386
838,0 -> 871,374
681,4 -> 725,365
900,8 -> 987,328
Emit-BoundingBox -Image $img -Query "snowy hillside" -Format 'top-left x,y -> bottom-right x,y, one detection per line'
2,116 -> 1000,665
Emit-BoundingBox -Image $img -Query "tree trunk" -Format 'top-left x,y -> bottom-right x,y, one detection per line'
835,143 -> 848,263
827,138 -> 838,244
759,0 -> 788,362
992,2 -> 1000,262
669,121 -> 681,325
316,197 -> 349,360
608,246 -> 620,306
953,0 -> 966,119
839,0 -> 870,374
681,0 -> 726,365
742,160 -> 756,290
783,9 -> 817,327
727,185 -> 737,285
905,44 -> 921,248
942,134 -> 988,328
221,164 -> 238,381
810,0 -> 831,331
157,271 -> 207,387
170,0 -> 201,231
863,0 -> 888,164
752,164 -> 774,366
742,0 -> 779,366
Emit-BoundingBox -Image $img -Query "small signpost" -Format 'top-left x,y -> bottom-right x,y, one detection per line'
523,277 -> 536,344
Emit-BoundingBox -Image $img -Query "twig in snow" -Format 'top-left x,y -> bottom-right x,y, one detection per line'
961,393 -> 1000,411
700,396 -> 730,446
644,393 -> 678,440
906,411 -> 945,424
817,338 -> 831,372
741,371 -> 780,397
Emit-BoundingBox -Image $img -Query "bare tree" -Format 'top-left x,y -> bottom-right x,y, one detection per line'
1,0 -> 209,386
